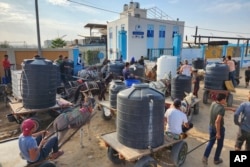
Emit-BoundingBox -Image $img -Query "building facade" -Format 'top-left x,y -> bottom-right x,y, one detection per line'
107,2 -> 185,62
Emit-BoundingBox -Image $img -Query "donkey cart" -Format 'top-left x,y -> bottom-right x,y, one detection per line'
202,88 -> 233,107
98,100 -> 117,121
101,131 -> 188,167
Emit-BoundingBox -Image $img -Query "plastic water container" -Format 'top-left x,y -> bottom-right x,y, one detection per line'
124,79 -> 141,87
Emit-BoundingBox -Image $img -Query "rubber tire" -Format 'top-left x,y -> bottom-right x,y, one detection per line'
107,147 -> 123,164
227,93 -> 233,107
193,103 -> 199,115
203,90 -> 209,104
170,141 -> 188,167
38,161 -> 56,167
101,105 -> 112,121
135,155 -> 157,167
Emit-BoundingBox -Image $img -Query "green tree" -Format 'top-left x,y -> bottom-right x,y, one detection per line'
51,38 -> 66,48
0,41 -> 11,48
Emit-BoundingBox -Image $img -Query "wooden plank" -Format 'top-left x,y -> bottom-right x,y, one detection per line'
101,131 -> 181,162
98,101 -> 116,111
9,98 -> 73,115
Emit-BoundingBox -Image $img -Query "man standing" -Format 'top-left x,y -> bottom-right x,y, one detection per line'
55,55 -> 63,65
192,69 -> 200,97
138,56 -> 145,66
234,91 -> 250,151
2,54 -> 11,83
202,93 -> 227,165
180,60 -> 192,77
226,55 -> 236,87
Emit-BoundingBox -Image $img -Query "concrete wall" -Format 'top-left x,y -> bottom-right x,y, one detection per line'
0,48 -> 72,78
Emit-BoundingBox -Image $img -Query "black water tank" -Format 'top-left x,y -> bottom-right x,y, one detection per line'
171,74 -> 192,100
109,80 -> 126,109
129,64 -> 145,78
107,61 -> 124,77
117,84 -> 165,149
192,58 -> 204,69
22,58 -> 58,109
204,63 -> 229,90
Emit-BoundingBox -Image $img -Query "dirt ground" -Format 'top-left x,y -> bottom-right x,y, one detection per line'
0,69 -> 248,167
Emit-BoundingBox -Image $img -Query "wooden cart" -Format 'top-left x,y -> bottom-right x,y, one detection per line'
7,97 -> 73,131
101,131 -> 188,167
98,100 -> 117,121
203,88 -> 233,107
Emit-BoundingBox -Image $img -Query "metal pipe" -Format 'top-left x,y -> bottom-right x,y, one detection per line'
35,0 -> 42,57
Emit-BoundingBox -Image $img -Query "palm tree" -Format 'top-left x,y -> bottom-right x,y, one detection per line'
51,38 -> 66,48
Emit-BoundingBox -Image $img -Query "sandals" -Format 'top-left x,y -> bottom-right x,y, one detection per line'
214,158 -> 223,165
50,150 -> 64,160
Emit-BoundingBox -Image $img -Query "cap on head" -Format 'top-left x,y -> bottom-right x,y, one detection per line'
21,119 -> 35,136
173,98 -> 182,108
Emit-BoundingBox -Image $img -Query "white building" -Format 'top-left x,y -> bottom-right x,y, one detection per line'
107,1 -> 185,62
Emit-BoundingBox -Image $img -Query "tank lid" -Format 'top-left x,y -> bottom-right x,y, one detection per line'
132,83 -> 149,89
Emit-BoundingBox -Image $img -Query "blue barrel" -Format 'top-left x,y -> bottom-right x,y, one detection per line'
124,79 -> 141,87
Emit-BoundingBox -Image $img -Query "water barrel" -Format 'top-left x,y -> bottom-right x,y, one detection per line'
124,79 -> 141,87
117,83 -> 165,149
129,64 -> 144,78
157,55 -> 177,80
109,80 -> 126,109
171,74 -> 192,100
22,58 -> 58,109
204,63 -> 229,90
192,58 -> 204,69
107,61 -> 124,77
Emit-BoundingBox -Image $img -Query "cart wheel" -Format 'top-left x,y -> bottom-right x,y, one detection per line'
135,155 -> 157,167
101,105 -> 112,121
170,141 -> 188,166
21,117 -> 41,132
203,90 -> 209,104
38,160 -> 56,167
227,93 -> 233,107
107,147 -> 123,164
193,103 -> 199,115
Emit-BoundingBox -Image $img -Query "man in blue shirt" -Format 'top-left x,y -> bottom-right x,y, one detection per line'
19,119 -> 64,164
234,91 -> 250,151
122,62 -> 135,80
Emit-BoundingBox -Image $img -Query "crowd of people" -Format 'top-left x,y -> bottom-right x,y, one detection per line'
2,53 -> 250,166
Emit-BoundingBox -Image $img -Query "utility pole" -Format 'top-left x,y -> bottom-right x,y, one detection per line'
35,0 -> 42,57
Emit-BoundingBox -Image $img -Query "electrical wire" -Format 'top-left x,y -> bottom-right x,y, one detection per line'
67,0 -> 250,36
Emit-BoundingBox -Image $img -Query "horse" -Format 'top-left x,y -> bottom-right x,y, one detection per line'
53,92 -> 96,148
74,72 -> 114,105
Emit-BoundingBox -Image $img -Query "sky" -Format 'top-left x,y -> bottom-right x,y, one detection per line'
0,0 -> 250,46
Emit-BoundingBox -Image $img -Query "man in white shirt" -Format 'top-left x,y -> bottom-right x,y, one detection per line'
164,99 -> 192,135
180,60 -> 192,77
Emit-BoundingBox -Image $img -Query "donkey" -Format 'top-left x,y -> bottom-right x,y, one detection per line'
53,92 -> 96,147
180,92 -> 199,122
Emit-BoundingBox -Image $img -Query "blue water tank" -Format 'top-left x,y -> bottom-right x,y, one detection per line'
22,58 -> 58,109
